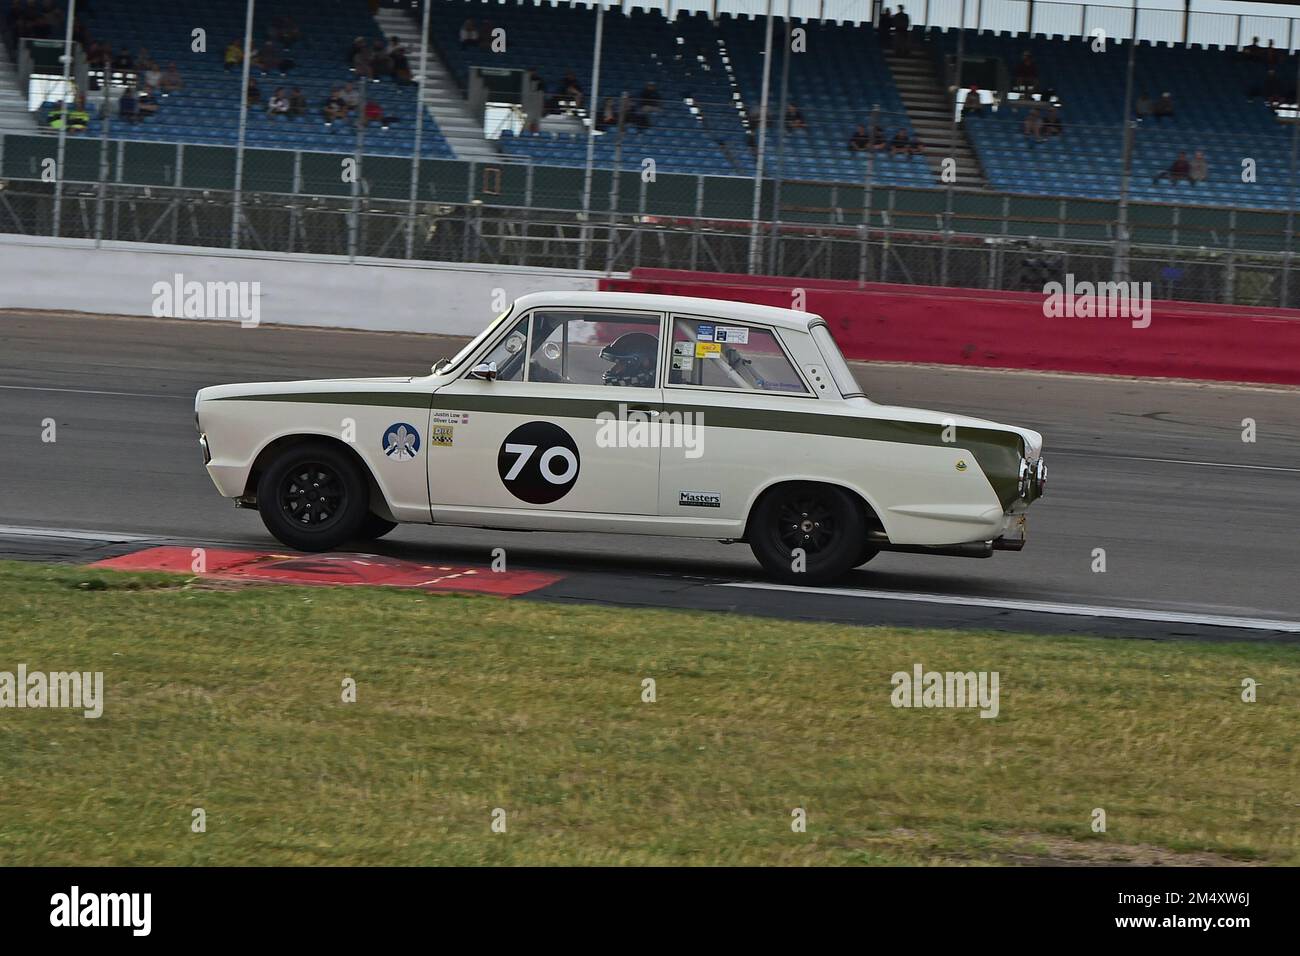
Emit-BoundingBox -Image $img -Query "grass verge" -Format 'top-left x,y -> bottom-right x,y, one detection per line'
0,559 -> 1296,865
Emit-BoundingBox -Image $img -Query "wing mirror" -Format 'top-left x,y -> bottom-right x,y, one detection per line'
468,361 -> 498,381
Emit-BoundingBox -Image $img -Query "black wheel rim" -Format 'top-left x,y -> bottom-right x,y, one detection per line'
775,493 -> 837,553
278,461 -> 346,528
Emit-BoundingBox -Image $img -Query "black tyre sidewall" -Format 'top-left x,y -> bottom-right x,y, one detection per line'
749,483 -> 866,585
257,442 -> 369,552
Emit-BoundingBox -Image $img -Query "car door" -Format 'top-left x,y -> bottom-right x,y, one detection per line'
427,308 -> 664,522
658,313 -> 819,523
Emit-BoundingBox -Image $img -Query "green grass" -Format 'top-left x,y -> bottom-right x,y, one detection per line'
0,558 -> 1296,866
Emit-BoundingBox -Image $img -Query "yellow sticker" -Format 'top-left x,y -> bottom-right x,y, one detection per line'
430,425 -> 454,447
695,341 -> 722,358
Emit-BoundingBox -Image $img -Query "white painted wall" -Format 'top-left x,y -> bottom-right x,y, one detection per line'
0,235 -> 607,335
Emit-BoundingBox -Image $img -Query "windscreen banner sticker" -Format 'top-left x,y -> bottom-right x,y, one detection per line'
696,324 -> 715,341
382,422 -> 421,461
430,425 -> 454,447
671,354 -> 694,372
695,342 -> 722,359
498,422 -> 580,504
714,326 -> 749,345
672,341 -> 694,356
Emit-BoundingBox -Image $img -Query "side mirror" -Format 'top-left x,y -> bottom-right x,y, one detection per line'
468,361 -> 498,381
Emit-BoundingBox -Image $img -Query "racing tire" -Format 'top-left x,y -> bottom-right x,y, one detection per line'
748,482 -> 866,585
356,511 -> 399,541
256,441 -> 370,552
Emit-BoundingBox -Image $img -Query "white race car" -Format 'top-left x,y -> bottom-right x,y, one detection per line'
195,291 -> 1046,583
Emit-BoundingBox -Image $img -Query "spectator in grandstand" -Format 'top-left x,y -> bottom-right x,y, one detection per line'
597,97 -> 619,130
1012,51 -> 1039,94
893,5 -> 911,55
288,88 -> 308,118
361,99 -> 397,129
370,38 -> 393,79
785,103 -> 807,131
246,76 -> 261,107
388,38 -> 412,85
47,99 -> 88,133
1022,107 -> 1045,143
1153,91 -> 1175,121
113,47 -> 136,71
962,85 -> 983,117
161,63 -> 183,95
323,87 -> 347,125
224,40 -> 243,72
1189,150 -> 1208,186
561,71 -> 584,109
118,86 -> 140,123
849,124 -> 871,153
268,88 -> 290,118
1043,104 -> 1063,137
351,39 -> 374,81
142,59 -> 161,91
341,83 -> 361,115
259,38 -> 294,76
1244,36 -> 1264,61
272,15 -> 301,48
1135,91 -> 1152,120
869,122 -> 888,150
460,18 -> 480,50
879,7 -> 894,48
638,81 -> 662,116
890,128 -> 923,156
1153,151 -> 1191,185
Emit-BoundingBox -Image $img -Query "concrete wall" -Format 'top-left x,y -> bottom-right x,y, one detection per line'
0,235 -> 605,335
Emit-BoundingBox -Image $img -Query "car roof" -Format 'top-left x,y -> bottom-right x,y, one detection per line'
511,290 -> 820,333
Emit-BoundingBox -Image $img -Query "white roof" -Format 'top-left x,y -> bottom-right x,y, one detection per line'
511,290 -> 820,333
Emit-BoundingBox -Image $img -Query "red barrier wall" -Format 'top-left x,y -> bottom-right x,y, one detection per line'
600,269 -> 1300,385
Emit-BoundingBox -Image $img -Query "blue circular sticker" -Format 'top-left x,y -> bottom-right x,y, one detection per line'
382,422 -> 421,461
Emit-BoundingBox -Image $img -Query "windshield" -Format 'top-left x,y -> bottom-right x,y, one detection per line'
436,307 -> 513,375
810,323 -> 866,399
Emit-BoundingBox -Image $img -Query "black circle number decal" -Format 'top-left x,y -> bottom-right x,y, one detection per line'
497,421 -> 581,504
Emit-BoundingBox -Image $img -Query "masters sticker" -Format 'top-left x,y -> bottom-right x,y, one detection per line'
431,425 -> 454,447
695,341 -> 722,359
679,490 -> 721,508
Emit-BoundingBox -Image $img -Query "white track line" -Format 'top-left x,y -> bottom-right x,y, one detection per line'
0,524 -> 159,543
715,582 -> 1300,632
1052,451 -> 1300,474
0,384 -> 185,399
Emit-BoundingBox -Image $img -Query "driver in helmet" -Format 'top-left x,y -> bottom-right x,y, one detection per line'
599,331 -> 658,387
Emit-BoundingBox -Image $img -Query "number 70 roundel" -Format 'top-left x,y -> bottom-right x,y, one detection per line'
496,422 -> 581,504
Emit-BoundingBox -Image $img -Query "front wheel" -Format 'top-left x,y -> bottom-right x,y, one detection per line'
748,483 -> 866,585
256,441 -> 369,552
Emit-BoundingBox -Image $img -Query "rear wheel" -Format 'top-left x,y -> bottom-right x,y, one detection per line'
748,482 -> 865,585
256,441 -> 369,552
856,543 -> 881,567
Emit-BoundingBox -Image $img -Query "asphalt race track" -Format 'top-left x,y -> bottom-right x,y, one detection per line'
2,310 -> 1298,642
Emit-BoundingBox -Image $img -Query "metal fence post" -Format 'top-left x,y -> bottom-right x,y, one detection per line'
578,2 -> 605,271
93,59 -> 111,246
52,0 -> 76,239
747,0 -> 776,273
1282,51 -> 1300,306
405,0 -> 433,259
1113,5 -> 1139,284
766,2 -> 793,276
231,0 -> 255,249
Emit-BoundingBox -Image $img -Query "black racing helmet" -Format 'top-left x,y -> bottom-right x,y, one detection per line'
599,331 -> 658,386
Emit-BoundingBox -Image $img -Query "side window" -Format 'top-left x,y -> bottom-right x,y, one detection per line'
528,311 -> 661,387
667,317 -> 809,393
475,316 -> 529,382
